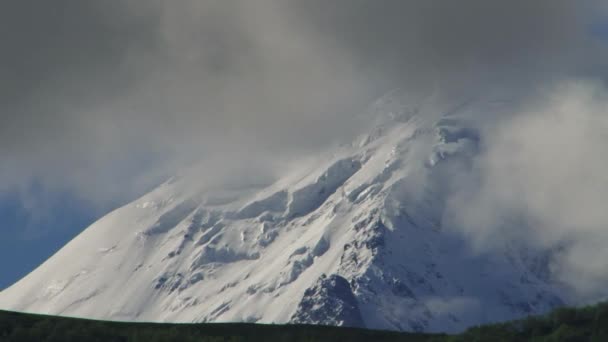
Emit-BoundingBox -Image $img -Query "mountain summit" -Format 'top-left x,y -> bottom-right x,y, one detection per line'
0,92 -> 567,332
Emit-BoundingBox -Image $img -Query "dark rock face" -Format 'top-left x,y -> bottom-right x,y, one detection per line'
290,274 -> 364,328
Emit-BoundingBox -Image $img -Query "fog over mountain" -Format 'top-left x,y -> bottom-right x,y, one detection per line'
2,0 -> 608,300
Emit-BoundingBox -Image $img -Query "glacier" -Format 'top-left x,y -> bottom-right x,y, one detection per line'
0,91 -> 571,332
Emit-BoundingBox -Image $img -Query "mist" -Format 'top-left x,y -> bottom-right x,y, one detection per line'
443,80 -> 608,301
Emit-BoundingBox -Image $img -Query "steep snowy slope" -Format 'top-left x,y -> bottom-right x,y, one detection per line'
0,92 -> 568,332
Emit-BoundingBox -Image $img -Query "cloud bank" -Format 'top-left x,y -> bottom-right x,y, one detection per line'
2,1 -> 605,200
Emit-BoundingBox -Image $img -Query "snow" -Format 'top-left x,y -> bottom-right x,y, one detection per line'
0,91 -> 571,332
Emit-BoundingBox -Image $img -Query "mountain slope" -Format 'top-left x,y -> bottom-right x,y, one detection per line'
0,92 -> 569,332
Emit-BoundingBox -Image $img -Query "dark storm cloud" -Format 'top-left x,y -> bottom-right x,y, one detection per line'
0,1 -> 162,208
0,0 -> 606,208
290,0 -> 606,91
0,1 -> 156,150
0,0 -> 366,207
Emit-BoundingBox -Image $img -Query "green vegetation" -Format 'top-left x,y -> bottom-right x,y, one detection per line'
1,302 -> 607,341
446,302 -> 608,342
0,311 -> 434,342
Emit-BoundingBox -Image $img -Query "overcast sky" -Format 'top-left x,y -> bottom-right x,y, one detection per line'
2,0 -> 605,206
2,1 -> 608,292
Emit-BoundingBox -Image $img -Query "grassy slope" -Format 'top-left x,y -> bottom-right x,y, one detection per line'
1,302 -> 607,341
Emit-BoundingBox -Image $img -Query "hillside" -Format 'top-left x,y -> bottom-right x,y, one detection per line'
1,302 -> 608,341
0,310 -> 433,342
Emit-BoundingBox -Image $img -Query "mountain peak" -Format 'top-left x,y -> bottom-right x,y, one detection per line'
0,92 -> 565,332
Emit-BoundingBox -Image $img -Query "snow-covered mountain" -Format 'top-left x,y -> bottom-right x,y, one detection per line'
0,91 -> 569,332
